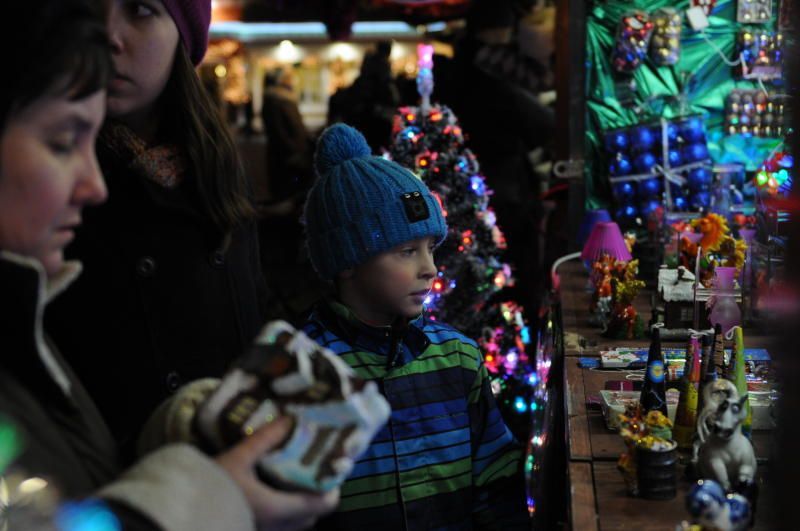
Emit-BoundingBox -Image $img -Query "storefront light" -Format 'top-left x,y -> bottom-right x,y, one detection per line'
210,21 -> 425,42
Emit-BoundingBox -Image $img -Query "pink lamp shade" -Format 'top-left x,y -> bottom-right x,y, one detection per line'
581,221 -> 632,262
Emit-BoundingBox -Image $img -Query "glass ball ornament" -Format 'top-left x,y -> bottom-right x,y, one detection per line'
688,167 -> 713,190
640,198 -> 662,217
683,143 -> 709,163
610,154 -> 633,176
605,130 -> 630,153
691,191 -> 711,210
680,117 -> 705,142
615,204 -> 639,220
613,181 -> 636,201
631,125 -> 657,152
667,122 -> 680,142
639,177 -> 662,197
667,148 -> 683,167
634,152 -> 657,174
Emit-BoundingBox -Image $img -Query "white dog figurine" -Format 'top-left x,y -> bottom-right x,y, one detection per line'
695,382 -> 756,490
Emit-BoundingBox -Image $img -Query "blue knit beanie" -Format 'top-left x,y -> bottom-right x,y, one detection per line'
304,124 -> 448,281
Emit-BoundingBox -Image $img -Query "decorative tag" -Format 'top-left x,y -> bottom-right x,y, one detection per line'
401,191 -> 430,222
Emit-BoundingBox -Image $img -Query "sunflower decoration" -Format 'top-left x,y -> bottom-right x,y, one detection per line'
685,214 -> 748,283
690,213 -> 729,252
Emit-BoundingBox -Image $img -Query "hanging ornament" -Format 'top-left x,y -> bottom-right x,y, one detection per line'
738,30 -> 784,81
649,8 -> 682,66
737,0 -> 772,24
755,149 -> 793,195
725,89 -> 787,137
611,11 -> 654,73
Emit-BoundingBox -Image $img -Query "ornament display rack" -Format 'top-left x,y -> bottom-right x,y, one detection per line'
554,0 -> 792,244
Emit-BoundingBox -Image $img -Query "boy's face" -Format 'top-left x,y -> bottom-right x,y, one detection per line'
340,236 -> 438,326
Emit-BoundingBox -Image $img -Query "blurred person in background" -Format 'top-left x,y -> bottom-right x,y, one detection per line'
447,0 -> 555,316
328,41 -> 400,153
260,67 -> 313,208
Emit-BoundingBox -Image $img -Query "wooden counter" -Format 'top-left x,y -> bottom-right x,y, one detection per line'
556,260 -> 777,530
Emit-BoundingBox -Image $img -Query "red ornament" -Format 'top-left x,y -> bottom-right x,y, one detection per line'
692,0 -> 717,16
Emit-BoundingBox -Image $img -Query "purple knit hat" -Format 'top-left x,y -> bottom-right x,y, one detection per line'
161,0 -> 211,65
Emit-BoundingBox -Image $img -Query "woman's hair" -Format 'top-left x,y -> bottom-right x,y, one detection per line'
0,0 -> 111,130
161,45 -> 256,232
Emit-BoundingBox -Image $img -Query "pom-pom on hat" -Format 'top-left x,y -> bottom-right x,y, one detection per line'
304,124 -> 447,281
161,0 -> 211,65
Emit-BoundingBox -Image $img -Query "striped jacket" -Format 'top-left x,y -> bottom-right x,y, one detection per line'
303,301 -> 529,531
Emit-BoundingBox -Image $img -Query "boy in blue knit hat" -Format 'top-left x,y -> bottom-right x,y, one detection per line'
302,123 -> 528,530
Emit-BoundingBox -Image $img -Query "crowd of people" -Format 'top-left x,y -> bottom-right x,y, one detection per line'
0,0 -> 544,530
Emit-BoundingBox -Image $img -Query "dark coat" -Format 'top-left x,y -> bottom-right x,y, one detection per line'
260,86 -> 312,202
45,143 -> 268,457
1,253 -> 260,531
0,254 -> 158,529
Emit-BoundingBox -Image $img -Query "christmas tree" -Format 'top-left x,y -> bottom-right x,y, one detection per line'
388,45 -> 541,441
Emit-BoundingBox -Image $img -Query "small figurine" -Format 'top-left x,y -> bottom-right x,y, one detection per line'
684,479 -> 751,531
694,382 -> 756,491
591,256 -> 645,338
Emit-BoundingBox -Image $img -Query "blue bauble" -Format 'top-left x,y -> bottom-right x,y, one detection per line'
605,131 -> 630,153
683,143 -> 709,163
631,125 -> 656,152
609,154 -> 633,176
691,191 -> 711,210
688,167 -> 713,190
667,122 -> 680,143
634,152 -> 657,174
615,205 -> 638,220
613,181 -> 636,201
680,117 -> 706,143
639,178 -> 662,197
673,195 -> 688,210
667,149 -> 683,167
640,198 -> 661,217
